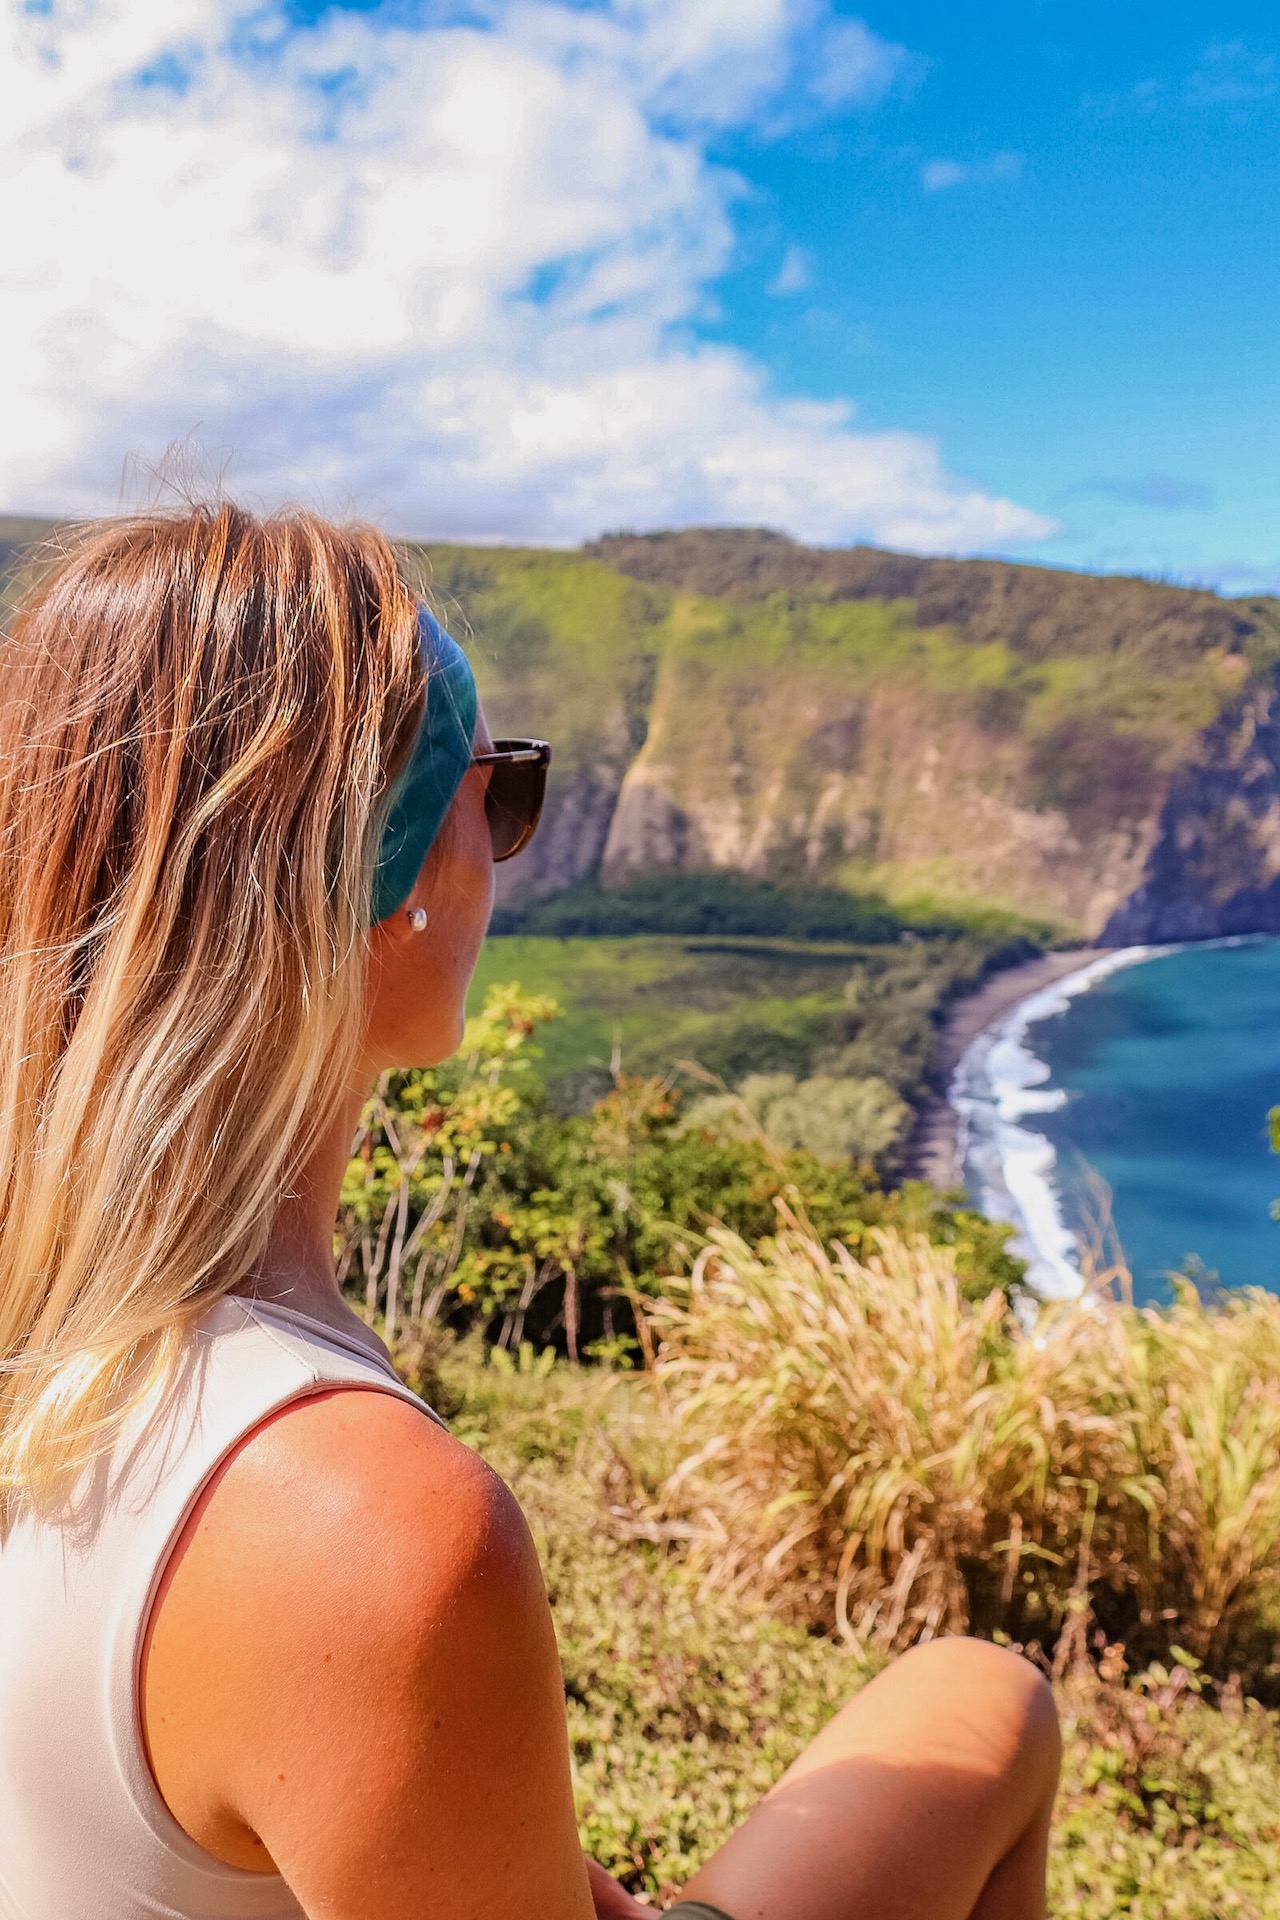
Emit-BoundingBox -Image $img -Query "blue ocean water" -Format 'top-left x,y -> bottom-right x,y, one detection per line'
1029,939 -> 1280,1302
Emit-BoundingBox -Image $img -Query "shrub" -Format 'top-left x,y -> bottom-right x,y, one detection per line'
340,989 -> 1024,1356
643,1219 -> 1280,1680
685,1070 -> 910,1169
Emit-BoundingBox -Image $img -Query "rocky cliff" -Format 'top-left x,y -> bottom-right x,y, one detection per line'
424,531 -> 1280,941
1103,672 -> 1280,942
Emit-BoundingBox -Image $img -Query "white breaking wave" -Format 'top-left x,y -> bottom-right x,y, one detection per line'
949,949 -> 1163,1299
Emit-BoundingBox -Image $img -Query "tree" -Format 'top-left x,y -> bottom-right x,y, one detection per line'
337,983 -> 557,1341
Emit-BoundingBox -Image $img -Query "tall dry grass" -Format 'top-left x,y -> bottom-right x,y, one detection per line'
644,1216 -> 1280,1677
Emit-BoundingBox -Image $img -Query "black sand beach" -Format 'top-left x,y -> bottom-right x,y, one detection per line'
904,947 -> 1100,1189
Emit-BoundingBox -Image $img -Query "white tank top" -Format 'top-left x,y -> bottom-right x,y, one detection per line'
0,1293 -> 442,1919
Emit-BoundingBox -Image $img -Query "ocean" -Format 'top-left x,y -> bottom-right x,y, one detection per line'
953,937 -> 1280,1305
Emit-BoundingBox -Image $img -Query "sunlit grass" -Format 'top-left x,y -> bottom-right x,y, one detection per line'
465,930 -> 1025,1113
642,1219 -> 1280,1675
432,1338 -> 1280,1914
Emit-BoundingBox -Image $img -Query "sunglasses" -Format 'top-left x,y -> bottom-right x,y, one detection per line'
471,739 -> 552,862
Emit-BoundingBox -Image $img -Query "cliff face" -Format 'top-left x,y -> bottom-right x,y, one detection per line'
425,533 -> 1280,940
1103,672 -> 1280,943
594,647 -> 1160,934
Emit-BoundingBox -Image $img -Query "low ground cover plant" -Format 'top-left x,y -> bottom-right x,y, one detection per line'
426,1342 -> 1280,1917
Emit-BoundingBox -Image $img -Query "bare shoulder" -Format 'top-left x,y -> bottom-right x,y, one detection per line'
210,1384 -> 531,1608
156,1386 -> 536,1676
144,1387 -> 591,1919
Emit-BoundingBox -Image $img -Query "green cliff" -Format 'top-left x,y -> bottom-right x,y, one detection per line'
422,529 -> 1280,940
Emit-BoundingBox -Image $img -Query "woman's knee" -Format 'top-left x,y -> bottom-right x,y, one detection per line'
696,1639 -> 1059,1919
855,1637 -> 1060,1797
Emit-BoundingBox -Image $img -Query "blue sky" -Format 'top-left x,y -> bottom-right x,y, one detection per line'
2,1 -> 1277,585
703,3 -> 1280,587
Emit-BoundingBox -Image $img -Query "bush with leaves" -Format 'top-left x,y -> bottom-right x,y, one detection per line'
337,985 -> 1026,1360
337,983 -> 558,1341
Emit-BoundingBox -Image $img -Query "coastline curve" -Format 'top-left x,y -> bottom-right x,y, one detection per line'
948,948 -> 1163,1300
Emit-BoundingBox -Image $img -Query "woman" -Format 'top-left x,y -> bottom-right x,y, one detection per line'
0,504 -> 1059,1920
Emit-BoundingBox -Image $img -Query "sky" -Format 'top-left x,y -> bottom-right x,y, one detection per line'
1,1 -> 1278,585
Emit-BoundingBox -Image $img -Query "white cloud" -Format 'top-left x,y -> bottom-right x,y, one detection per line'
922,149 -> 1022,192
767,244 -> 811,295
0,0 -> 1054,551
1185,39 -> 1278,106
1081,41 -> 1279,119
804,13 -> 915,110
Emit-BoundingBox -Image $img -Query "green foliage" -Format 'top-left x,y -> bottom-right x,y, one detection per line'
340,984 -> 1025,1361
1052,1657 -> 1280,1917
492,871 -> 907,941
685,1070 -> 909,1169
435,1343 -> 1280,1915
586,526 -> 1280,672
338,982 -> 559,1341
494,871 -> 1061,948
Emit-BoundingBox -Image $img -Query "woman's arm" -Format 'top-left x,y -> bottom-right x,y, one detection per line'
142,1387 -> 598,1920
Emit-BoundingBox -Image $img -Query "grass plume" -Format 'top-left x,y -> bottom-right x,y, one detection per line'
643,1215 -> 1280,1677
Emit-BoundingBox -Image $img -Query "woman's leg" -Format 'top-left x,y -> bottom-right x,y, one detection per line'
677,1638 -> 1060,1920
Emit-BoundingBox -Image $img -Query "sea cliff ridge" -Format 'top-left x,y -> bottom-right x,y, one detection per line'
470,526 -> 1280,943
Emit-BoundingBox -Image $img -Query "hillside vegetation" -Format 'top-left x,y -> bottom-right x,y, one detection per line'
417,1282 -> 1280,1917
339,985 -> 1025,1365
421,531 -> 1280,937
468,907 -> 1040,1121
588,527 -> 1268,664
347,988 -> 1280,1915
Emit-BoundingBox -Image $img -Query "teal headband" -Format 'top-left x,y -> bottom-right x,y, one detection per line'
369,608 -> 479,925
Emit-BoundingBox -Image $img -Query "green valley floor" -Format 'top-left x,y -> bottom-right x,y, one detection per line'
465,920 -> 1042,1149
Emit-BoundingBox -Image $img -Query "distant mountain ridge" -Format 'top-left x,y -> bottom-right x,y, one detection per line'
587,528 -> 1255,663
8,514 -> 1280,942
580,531 -> 1280,943
0,517 -> 56,578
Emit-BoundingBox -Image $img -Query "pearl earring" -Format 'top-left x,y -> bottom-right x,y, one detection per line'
406,906 -> 428,932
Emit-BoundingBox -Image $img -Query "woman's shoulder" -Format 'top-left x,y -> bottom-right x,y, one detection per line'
198,1381 -> 512,1570
239,1381 -> 519,1563
143,1385 -> 577,1911
145,1380 -> 537,1716
220,1385 -> 539,1653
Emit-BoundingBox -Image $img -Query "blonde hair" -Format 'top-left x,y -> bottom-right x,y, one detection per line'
0,503 -> 426,1512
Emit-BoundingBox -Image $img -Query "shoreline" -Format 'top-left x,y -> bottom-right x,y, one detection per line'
904,946 -> 1101,1190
